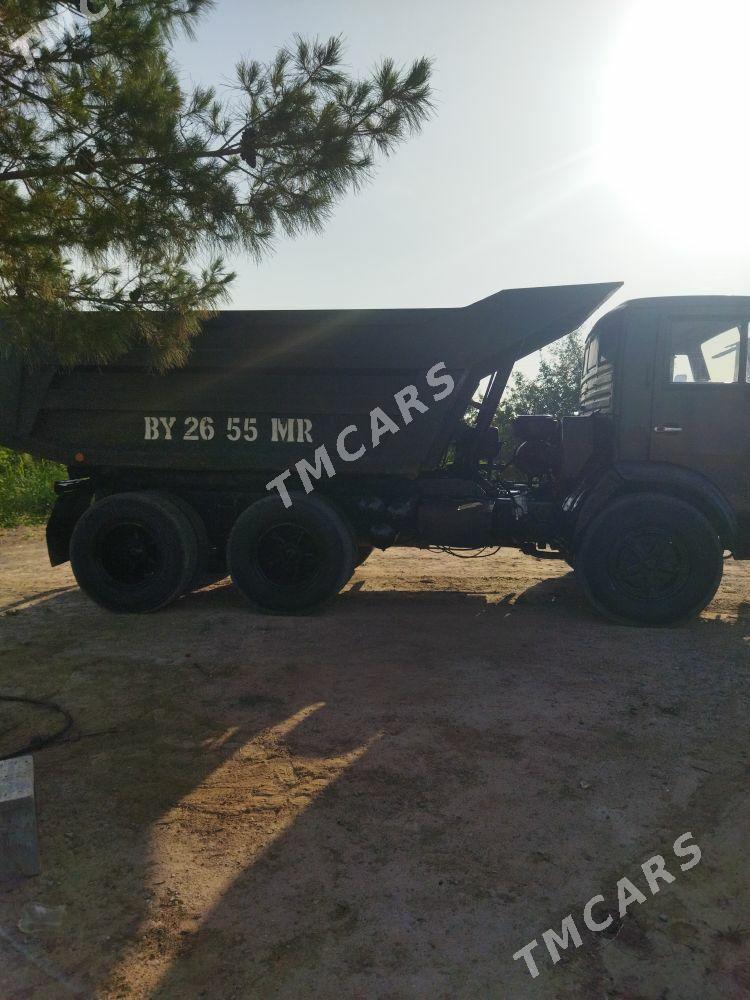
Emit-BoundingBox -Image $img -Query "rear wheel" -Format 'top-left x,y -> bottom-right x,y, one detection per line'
576,493 -> 723,625
160,494 -> 214,590
227,494 -> 357,613
70,493 -> 198,612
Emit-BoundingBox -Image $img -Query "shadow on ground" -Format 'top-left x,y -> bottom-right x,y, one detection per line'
1,545 -> 749,998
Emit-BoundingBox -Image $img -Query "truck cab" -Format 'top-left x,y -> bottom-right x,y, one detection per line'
497,296 -> 750,624
576,297 -> 750,549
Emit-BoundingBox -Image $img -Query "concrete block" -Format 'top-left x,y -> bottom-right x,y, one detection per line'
0,756 -> 40,880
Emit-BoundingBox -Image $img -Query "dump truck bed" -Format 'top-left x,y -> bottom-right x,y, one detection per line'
0,283 -> 621,477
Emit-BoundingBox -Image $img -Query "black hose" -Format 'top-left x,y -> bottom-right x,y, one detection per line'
0,695 -> 74,761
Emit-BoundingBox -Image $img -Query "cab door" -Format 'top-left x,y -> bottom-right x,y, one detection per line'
649,313 -> 750,518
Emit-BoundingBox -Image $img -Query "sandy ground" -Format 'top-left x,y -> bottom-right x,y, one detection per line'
0,526 -> 749,1000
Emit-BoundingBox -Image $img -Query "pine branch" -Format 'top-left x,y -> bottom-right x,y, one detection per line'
0,11 -> 434,367
0,142 -> 240,182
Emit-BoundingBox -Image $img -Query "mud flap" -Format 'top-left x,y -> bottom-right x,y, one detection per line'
46,480 -> 93,566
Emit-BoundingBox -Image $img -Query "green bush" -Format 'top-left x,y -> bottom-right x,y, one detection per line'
0,448 -> 65,527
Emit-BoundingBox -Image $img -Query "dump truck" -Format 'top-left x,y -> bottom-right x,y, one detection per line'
2,282 -> 748,625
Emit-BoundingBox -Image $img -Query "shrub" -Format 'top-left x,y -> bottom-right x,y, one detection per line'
0,448 -> 65,527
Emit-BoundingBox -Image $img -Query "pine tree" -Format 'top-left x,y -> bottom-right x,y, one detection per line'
0,2 -> 433,367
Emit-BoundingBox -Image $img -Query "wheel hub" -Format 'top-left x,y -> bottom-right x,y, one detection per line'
609,527 -> 690,600
98,522 -> 161,586
256,523 -> 321,587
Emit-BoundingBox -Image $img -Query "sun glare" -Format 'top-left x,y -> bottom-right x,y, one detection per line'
601,0 -> 750,248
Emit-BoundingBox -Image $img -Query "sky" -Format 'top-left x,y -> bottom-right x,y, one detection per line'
172,0 -> 750,377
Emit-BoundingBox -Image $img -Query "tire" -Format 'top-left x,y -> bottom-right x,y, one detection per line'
356,544 -> 374,567
70,492 -> 198,613
160,494 -> 211,590
227,494 -> 357,613
576,493 -> 723,626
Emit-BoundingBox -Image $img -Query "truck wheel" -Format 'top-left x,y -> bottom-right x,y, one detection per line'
227,494 -> 357,613
576,493 -> 723,626
70,493 -> 198,613
159,494 -> 212,590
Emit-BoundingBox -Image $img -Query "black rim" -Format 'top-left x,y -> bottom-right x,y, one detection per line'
97,522 -> 163,586
608,526 -> 691,601
256,522 -> 322,588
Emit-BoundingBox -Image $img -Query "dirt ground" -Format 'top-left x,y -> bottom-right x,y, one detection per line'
0,526 -> 748,1000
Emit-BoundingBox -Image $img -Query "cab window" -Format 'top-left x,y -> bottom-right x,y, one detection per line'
668,319 -> 746,384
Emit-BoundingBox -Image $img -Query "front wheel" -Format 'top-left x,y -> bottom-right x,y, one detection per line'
576,493 -> 723,626
227,494 -> 357,613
